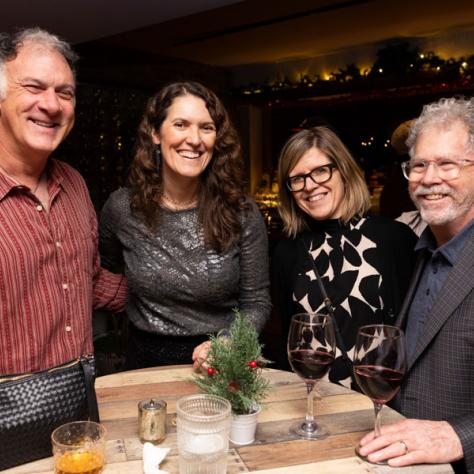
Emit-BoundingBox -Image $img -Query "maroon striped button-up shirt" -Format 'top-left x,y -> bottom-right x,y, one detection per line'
0,159 -> 127,374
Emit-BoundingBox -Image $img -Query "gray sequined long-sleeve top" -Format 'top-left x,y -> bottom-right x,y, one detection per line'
99,188 -> 271,336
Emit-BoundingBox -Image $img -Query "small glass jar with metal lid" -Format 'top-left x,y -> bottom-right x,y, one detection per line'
138,398 -> 167,444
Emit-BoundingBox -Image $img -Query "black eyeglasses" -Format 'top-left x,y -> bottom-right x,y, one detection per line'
286,163 -> 337,192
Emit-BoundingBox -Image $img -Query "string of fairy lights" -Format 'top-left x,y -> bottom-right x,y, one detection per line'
361,137 -> 392,148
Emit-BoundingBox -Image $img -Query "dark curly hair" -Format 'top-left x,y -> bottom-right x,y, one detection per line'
128,81 -> 247,253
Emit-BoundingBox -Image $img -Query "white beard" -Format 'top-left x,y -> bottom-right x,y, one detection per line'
411,184 -> 474,226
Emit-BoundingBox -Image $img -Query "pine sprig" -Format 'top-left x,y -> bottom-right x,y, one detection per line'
193,310 -> 271,415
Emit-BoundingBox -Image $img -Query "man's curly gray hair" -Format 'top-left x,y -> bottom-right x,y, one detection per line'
406,97 -> 474,157
0,27 -> 78,100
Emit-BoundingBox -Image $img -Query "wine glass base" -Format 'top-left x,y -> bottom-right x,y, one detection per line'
355,445 -> 388,465
289,420 -> 329,440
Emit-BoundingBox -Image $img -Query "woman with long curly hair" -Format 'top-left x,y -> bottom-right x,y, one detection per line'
100,82 -> 270,369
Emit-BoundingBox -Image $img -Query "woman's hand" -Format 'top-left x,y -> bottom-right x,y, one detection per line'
192,340 -> 212,371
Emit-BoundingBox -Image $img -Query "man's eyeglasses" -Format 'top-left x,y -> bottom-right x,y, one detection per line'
401,159 -> 474,182
286,163 -> 336,192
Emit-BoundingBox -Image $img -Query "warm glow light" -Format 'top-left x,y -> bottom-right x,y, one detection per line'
298,70 -> 310,80
238,47 -> 470,101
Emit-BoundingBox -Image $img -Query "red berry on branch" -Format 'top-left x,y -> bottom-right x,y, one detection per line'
248,360 -> 257,369
207,367 -> 216,376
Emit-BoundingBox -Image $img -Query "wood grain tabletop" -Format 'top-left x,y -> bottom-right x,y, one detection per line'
5,365 -> 453,474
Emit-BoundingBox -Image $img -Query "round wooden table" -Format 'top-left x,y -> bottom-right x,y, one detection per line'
6,366 -> 453,473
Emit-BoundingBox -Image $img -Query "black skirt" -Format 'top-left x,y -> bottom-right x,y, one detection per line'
124,322 -> 210,370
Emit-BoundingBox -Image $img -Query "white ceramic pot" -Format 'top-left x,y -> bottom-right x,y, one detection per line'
229,406 -> 261,445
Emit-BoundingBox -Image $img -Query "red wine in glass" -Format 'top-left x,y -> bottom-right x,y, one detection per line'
353,325 -> 406,464
354,365 -> 404,405
288,349 -> 334,381
287,313 -> 336,440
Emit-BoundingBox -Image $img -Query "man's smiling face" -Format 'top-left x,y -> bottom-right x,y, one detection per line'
0,40 -> 75,162
409,120 -> 474,239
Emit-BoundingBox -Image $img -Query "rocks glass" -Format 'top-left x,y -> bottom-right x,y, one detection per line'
51,421 -> 106,474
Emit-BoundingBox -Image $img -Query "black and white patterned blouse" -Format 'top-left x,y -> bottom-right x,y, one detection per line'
272,216 -> 417,388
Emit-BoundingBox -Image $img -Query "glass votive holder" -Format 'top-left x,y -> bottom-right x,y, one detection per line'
176,394 -> 231,474
51,420 -> 106,474
138,399 -> 167,444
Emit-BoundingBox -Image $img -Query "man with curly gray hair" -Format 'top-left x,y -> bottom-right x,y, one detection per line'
359,96 -> 474,473
0,27 -> 126,375
0,27 -> 78,100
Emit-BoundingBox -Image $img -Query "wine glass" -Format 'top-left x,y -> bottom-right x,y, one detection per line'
353,324 -> 406,463
287,313 -> 336,440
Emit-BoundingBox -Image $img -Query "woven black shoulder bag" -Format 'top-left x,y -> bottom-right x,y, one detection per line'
0,355 -> 99,470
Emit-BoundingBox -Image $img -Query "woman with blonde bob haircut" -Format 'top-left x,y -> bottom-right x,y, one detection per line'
272,126 -> 416,388
278,126 -> 370,237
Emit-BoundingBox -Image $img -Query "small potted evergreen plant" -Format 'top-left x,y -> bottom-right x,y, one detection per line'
193,310 -> 271,445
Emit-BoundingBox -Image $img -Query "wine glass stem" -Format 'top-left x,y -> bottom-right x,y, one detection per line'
373,402 -> 383,438
305,383 -> 315,426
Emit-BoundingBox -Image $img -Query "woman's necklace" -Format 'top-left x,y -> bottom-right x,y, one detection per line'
162,193 -> 198,211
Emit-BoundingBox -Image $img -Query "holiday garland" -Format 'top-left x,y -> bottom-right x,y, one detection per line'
193,310 -> 271,415
234,43 -> 474,102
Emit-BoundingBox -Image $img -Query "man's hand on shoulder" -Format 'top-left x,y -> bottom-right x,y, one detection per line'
357,419 -> 463,466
